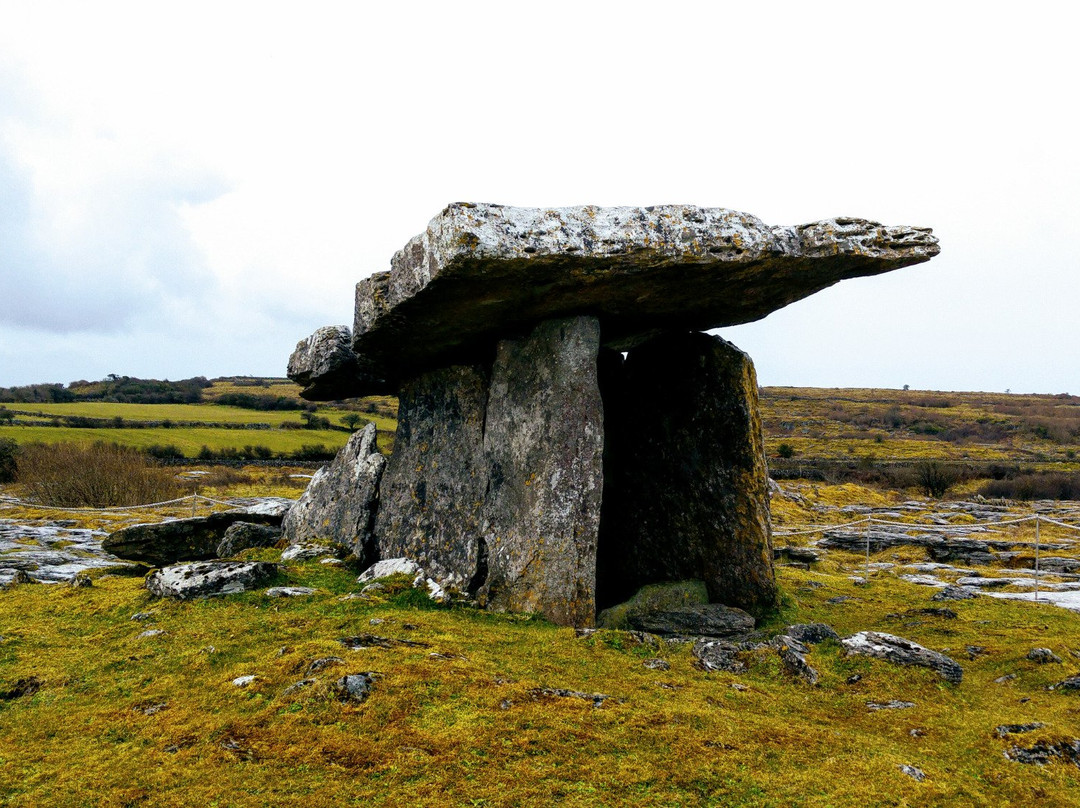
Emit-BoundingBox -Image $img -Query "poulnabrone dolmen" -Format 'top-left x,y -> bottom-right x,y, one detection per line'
285,203 -> 940,627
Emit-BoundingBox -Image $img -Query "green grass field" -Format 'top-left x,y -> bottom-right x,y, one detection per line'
0,424 -> 352,457
1,539 -> 1078,806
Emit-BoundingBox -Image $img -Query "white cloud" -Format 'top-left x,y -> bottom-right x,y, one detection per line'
0,1 -> 1077,391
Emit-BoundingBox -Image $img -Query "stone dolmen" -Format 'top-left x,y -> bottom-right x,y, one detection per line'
286,203 -> 939,626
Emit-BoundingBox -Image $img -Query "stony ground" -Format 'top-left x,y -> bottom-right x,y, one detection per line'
2,482 -> 1080,806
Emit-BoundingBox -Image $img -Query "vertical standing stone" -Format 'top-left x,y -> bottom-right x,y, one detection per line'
372,364 -> 490,591
478,316 -> 605,626
597,332 -> 778,617
281,423 -> 386,563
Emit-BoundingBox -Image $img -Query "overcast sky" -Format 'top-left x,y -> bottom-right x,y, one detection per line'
1,1 -> 1077,393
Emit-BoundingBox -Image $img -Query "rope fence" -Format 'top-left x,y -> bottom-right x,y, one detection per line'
0,492 -> 239,514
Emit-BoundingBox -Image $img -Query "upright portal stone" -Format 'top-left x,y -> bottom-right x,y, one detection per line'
281,423 -> 385,562
598,332 -> 777,616
478,317 -> 604,626
372,364 -> 490,592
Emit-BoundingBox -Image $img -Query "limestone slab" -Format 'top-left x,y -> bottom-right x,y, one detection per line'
292,204 -> 939,398
372,364 -> 490,591
478,316 -> 604,626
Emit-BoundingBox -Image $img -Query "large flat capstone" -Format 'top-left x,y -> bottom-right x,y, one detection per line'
291,203 -> 938,399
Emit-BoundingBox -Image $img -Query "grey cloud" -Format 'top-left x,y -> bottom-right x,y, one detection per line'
0,142 -> 228,335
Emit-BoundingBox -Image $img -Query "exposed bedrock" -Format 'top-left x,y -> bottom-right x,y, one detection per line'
281,423 -> 385,563
597,332 -> 778,616
372,364 -> 490,592
290,204 -> 939,400
477,316 -> 605,627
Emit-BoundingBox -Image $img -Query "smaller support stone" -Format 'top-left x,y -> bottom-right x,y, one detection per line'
281,423 -> 386,563
478,316 -> 605,626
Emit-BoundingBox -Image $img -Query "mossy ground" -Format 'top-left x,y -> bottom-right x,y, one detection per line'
2,524 -> 1079,806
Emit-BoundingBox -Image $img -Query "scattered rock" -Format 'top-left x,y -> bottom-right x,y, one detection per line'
1027,648 -> 1063,664
643,659 -> 671,671
626,603 -> 755,638
842,631 -> 963,684
307,657 -> 346,675
130,611 -> 157,622
138,629 -> 165,639
6,570 -> 34,586
867,700 -> 915,711
357,558 -> 421,582
772,635 -> 818,684
216,522 -> 282,558
428,652 -> 466,661
995,674 -> 1018,684
0,676 -> 42,701
782,623 -> 839,645
265,587 -> 317,598
1006,738 -> 1080,767
332,673 -> 376,703
915,607 -> 957,619
995,723 -> 1045,738
693,639 -> 748,674
219,736 -> 255,761
281,542 -> 344,562
232,675 -> 257,687
966,646 -> 989,660
134,702 -> 167,715
69,574 -> 93,588
338,634 -> 430,650
827,596 -> 852,604
773,546 -> 822,564
145,561 -> 279,600
528,687 -> 618,708
281,679 -> 316,696
898,764 -> 926,782
1048,674 -> 1080,691
104,511 -> 283,566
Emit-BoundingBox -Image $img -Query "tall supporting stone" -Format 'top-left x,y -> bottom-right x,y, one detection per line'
478,316 -> 605,626
597,332 -> 778,617
372,364 -> 490,591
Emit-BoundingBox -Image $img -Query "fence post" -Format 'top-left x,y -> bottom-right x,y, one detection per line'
865,520 -> 871,585
1034,515 -> 1040,603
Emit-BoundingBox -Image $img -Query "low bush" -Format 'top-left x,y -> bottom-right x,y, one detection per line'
0,438 -> 16,483
15,441 -> 182,507
978,472 -> 1080,501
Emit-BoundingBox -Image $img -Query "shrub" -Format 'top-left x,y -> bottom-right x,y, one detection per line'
0,438 -> 17,483
910,460 -> 959,499
144,444 -> 185,460
15,441 -> 183,507
978,472 -> 1080,501
777,443 -> 795,459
